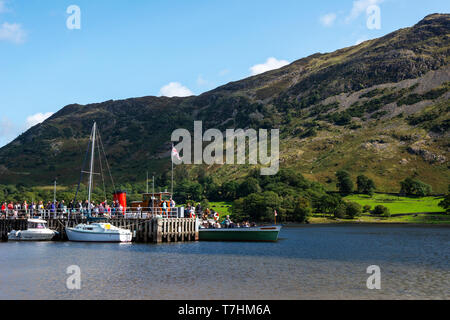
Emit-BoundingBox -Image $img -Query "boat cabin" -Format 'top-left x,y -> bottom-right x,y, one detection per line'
131,192 -> 173,211
27,219 -> 48,230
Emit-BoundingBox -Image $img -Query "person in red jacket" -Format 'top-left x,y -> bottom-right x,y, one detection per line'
1,202 -> 6,218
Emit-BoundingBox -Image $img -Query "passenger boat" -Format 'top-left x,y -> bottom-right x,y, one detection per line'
66,122 -> 132,243
66,222 -> 132,242
8,219 -> 58,241
199,225 -> 282,242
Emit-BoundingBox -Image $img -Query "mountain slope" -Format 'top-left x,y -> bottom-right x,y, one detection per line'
0,14 -> 449,192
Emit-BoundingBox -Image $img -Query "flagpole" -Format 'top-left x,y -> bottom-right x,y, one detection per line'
171,145 -> 174,197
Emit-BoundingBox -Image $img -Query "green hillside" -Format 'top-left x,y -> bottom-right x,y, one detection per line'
0,13 -> 449,194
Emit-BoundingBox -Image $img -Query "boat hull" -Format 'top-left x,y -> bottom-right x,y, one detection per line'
66,228 -> 132,243
199,226 -> 281,242
8,230 -> 56,241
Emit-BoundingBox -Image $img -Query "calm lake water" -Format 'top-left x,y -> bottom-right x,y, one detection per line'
0,225 -> 449,300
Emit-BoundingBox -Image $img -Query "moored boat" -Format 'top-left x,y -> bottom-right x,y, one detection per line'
8,219 -> 58,241
199,225 -> 282,242
66,122 -> 133,243
66,223 -> 132,242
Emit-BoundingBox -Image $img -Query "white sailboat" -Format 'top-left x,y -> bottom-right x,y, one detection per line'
66,122 -> 132,243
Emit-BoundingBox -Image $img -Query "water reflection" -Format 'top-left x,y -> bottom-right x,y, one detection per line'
0,225 -> 448,300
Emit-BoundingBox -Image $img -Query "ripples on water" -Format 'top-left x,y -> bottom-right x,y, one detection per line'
0,225 -> 449,300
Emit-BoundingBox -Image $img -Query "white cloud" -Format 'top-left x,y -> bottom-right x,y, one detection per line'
159,82 -> 193,97
320,13 -> 337,27
219,69 -> 230,76
345,0 -> 384,23
0,22 -> 26,44
25,112 -> 54,129
250,57 -> 290,76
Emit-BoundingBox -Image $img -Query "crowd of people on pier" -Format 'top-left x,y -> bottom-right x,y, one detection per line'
185,203 -> 255,229
0,200 -> 127,219
1,199 -> 255,229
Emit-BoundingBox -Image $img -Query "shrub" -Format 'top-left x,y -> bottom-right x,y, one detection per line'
363,205 -> 372,213
333,203 -> 347,219
346,202 -> 363,219
372,205 -> 391,217
439,185 -> 450,215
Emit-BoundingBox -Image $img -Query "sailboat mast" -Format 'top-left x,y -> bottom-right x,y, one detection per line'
88,122 -> 97,207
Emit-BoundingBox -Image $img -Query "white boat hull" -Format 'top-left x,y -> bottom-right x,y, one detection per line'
8,229 -> 56,241
66,228 -> 132,243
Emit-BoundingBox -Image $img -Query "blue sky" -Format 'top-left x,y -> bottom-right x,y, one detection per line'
0,0 -> 449,147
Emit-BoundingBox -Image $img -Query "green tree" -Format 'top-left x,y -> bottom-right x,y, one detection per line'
237,178 -> 261,198
400,177 -> 432,196
221,181 -> 239,201
356,175 -> 376,196
238,191 -> 281,222
293,197 -> 312,223
315,194 -> 342,214
336,170 -> 353,195
439,185 -> 450,214
333,203 -> 347,219
345,202 -> 362,219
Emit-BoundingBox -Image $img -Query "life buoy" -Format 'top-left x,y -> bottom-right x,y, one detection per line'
190,212 -> 196,219
214,212 -> 219,221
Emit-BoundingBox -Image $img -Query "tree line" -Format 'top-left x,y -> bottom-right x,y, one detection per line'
1,167 -> 447,222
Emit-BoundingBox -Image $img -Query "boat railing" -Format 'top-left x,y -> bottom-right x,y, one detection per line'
0,207 -> 181,220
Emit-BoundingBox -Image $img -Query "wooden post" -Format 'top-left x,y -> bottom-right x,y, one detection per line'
156,218 -> 162,243
144,220 -> 148,243
167,219 -> 171,243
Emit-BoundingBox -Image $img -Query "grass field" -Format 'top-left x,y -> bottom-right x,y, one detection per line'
205,196 -> 449,225
209,202 -> 233,218
343,194 -> 444,214
309,213 -> 450,225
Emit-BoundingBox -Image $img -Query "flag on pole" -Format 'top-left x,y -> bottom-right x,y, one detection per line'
172,145 -> 181,161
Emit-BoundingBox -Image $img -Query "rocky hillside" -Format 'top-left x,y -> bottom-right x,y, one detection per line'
0,14 -> 449,192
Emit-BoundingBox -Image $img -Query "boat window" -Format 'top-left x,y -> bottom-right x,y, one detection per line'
36,223 -> 45,229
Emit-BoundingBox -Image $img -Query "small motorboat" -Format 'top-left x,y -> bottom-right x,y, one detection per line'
8,219 -> 58,241
199,225 -> 282,242
66,223 -> 132,242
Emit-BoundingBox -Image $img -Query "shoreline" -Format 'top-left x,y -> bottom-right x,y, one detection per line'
281,220 -> 450,228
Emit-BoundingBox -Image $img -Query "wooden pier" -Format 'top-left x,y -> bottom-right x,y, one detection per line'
0,218 -> 198,243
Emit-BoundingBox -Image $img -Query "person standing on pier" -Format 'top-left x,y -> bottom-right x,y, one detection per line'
162,200 -> 167,216
2,202 -> 6,215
